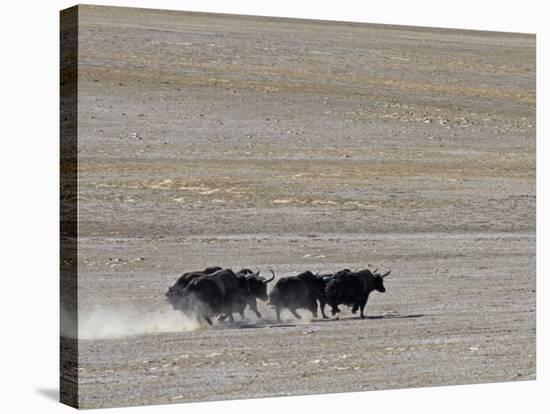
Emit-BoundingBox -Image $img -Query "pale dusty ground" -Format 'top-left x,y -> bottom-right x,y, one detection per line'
70,5 -> 535,409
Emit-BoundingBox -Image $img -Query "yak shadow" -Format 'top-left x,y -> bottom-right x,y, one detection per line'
364,313 -> 424,320
209,314 -> 424,329
366,313 -> 426,319
312,313 -> 425,322
212,319 -> 297,330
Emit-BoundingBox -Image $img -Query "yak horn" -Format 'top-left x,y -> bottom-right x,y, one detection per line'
381,270 -> 391,278
373,268 -> 379,274
247,269 -> 261,278
265,269 -> 275,283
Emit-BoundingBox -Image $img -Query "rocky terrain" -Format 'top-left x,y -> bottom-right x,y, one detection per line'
69,5 -> 535,409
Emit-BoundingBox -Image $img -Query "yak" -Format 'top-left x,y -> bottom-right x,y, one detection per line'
166,266 -> 223,303
325,268 -> 390,318
233,269 -> 275,319
166,268 -> 249,325
268,271 -> 325,321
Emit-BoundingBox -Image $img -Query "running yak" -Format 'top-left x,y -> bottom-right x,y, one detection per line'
165,266 -> 223,302
166,267 -> 275,324
268,271 -> 326,321
325,268 -> 390,318
233,269 -> 276,319
166,268 -> 249,325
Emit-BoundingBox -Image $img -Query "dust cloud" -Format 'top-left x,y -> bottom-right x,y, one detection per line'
61,306 -> 201,339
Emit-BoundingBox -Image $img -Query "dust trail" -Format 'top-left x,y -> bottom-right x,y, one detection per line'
61,306 -> 202,339
60,303 -> 319,339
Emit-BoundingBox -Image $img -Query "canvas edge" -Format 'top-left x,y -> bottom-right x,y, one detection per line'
60,4 -> 79,409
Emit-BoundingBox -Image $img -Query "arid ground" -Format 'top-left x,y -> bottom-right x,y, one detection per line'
68,5 -> 535,409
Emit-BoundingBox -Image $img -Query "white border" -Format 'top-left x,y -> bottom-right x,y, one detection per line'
0,1 -> 546,413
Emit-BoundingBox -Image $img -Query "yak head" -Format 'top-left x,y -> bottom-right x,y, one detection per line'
165,285 -> 177,303
370,269 -> 391,293
244,269 -> 275,301
165,283 -> 187,311
166,278 -> 184,302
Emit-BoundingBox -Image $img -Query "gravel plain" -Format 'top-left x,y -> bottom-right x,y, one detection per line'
70,5 -> 535,409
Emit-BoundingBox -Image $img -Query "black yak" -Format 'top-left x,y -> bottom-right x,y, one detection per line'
268,271 -> 325,321
325,268 -> 390,318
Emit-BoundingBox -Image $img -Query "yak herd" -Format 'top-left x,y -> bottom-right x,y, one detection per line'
166,266 -> 391,325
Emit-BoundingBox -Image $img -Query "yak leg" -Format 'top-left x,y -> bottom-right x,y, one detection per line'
219,308 -> 234,323
319,300 -> 328,319
233,299 -> 246,321
290,308 -> 302,320
330,305 -> 340,316
351,304 -> 358,314
309,298 -> 319,319
359,298 -> 368,319
249,300 -> 262,319
311,308 -> 318,319
275,306 -> 282,322
224,301 -> 236,322
203,316 -> 213,326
